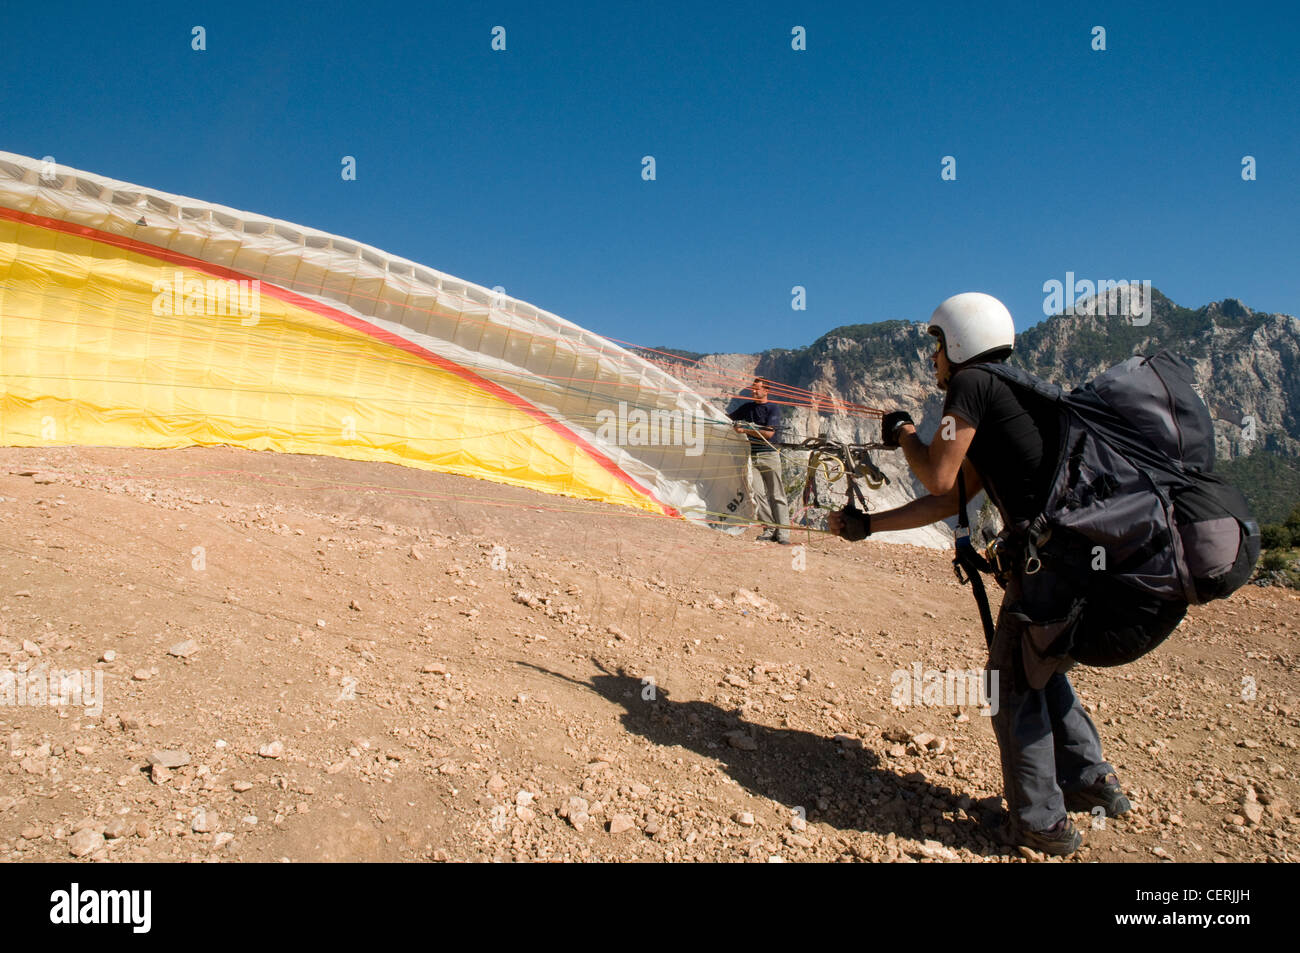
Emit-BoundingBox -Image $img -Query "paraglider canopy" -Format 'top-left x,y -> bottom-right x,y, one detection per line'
0,151 -> 753,527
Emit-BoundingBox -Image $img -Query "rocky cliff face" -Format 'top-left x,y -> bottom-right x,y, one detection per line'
1012,290 -> 1300,460
665,291 -> 1300,548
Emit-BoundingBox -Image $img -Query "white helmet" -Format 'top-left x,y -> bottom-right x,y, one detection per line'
927,292 -> 1015,365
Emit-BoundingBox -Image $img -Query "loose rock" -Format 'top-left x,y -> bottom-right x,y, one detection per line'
147,749 -> 190,769
69,829 -> 104,857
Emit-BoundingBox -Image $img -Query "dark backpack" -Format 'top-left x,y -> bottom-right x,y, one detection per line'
953,351 -> 1260,663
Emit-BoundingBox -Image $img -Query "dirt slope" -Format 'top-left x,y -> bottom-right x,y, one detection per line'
0,445 -> 1295,863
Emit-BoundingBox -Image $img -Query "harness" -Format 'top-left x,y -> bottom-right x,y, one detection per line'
952,470 -> 999,649
953,468 -> 1086,655
794,435 -> 889,513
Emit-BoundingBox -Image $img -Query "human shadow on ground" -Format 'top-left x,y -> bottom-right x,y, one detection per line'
521,659 -> 1004,857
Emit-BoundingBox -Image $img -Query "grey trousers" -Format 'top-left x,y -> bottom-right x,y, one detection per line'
988,589 -> 1114,831
751,451 -> 790,542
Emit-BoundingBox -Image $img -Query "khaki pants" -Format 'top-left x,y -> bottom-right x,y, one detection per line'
751,451 -> 789,542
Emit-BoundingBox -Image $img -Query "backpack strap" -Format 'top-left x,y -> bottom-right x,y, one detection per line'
953,469 -> 997,648
957,361 -> 1065,404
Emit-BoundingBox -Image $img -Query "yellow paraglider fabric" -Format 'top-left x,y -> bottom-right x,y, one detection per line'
0,207 -> 676,517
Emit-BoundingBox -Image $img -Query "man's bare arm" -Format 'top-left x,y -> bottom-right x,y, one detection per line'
845,460 -> 984,534
897,415 -> 975,495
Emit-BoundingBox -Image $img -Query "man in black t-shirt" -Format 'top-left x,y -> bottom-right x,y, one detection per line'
828,292 -> 1132,858
728,378 -> 790,544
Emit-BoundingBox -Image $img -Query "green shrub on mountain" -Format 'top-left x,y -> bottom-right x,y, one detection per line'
1261,524 -> 1294,550
1216,453 -> 1300,525
1286,503 -> 1300,537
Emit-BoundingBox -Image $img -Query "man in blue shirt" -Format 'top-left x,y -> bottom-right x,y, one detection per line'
728,378 -> 790,544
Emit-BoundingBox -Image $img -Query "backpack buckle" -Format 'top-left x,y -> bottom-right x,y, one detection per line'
985,536 -> 1008,574
1024,537 -> 1042,575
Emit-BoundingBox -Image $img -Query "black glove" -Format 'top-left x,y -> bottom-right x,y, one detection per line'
837,505 -> 872,541
881,411 -> 915,448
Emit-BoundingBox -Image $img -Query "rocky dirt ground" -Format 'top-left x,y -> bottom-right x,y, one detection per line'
0,444 -> 1296,863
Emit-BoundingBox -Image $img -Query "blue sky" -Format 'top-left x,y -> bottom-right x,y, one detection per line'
4,0 -> 1297,352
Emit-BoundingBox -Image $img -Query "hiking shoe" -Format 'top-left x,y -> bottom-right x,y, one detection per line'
1016,817 -> 1082,856
985,813 -> 1082,857
1065,773 -> 1132,818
